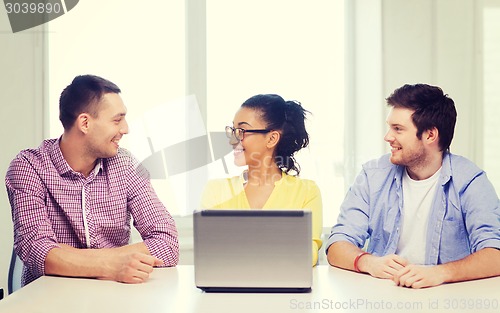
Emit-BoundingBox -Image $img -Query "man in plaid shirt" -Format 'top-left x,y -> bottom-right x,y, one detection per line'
6,75 -> 179,286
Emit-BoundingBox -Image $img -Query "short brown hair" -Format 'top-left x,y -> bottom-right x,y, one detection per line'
59,75 -> 121,130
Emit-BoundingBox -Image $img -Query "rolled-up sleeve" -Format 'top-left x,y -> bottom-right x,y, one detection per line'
127,160 -> 179,267
461,172 -> 500,252
326,168 -> 372,253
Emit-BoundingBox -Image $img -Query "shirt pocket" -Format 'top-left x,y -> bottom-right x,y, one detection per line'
439,218 -> 471,263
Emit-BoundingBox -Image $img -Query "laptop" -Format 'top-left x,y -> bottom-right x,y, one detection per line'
193,209 -> 312,292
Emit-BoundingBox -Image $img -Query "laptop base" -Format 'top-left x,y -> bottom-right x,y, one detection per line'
199,286 -> 312,293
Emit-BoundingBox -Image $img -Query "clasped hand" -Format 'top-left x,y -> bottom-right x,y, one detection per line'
362,254 -> 445,289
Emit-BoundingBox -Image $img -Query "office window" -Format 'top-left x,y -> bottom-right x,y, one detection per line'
205,1 -> 345,228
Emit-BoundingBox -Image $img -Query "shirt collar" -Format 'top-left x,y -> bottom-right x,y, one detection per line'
50,137 -> 103,177
50,137 -> 74,176
439,152 -> 452,185
394,152 -> 453,187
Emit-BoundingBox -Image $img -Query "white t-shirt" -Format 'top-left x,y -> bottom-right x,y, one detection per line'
396,167 -> 442,264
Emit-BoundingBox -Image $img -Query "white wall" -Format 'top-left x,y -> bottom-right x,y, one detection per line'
0,10 -> 45,294
347,0 -> 481,185
382,0 -> 478,161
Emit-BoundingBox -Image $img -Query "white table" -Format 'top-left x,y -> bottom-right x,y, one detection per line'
1,265 -> 499,313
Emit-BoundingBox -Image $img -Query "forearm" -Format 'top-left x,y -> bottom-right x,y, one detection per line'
439,248 -> 500,283
327,241 -> 365,271
45,242 -> 150,279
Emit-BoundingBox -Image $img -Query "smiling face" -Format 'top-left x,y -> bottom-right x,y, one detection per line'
230,107 -> 275,167
384,107 -> 428,168
85,93 -> 129,159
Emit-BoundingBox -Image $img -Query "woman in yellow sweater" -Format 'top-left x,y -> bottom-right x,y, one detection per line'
201,94 -> 322,265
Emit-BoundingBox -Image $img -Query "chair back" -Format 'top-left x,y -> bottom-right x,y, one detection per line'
8,249 -> 22,294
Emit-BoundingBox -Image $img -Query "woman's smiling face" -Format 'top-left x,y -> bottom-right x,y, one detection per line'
231,107 -> 273,167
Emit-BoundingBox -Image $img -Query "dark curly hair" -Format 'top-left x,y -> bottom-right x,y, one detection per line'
241,94 -> 310,175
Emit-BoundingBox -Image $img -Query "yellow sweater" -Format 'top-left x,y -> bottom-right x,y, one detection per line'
200,172 -> 323,266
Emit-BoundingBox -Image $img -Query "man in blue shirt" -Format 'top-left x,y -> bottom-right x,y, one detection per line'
326,84 -> 500,288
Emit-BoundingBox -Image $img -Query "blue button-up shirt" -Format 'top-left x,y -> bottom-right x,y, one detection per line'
327,153 -> 500,265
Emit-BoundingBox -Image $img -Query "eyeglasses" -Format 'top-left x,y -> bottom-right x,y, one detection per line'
225,126 -> 272,141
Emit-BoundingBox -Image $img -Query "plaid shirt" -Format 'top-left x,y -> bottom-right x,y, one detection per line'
5,138 -> 179,286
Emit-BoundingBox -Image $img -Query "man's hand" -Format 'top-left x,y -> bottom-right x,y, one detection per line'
327,242 -> 409,280
353,251 -> 444,288
358,254 -> 409,279
393,264 -> 446,289
45,242 -> 164,284
101,252 -> 164,284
